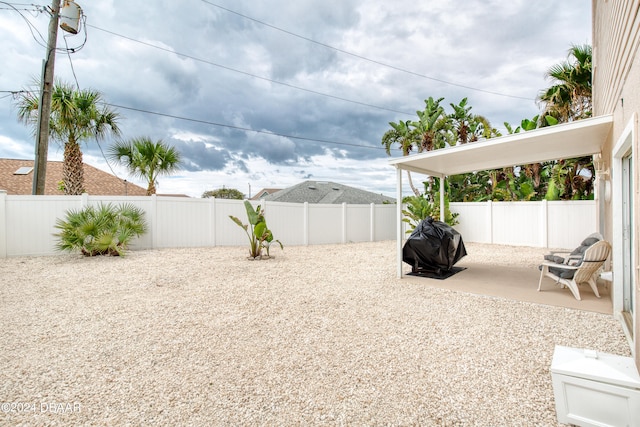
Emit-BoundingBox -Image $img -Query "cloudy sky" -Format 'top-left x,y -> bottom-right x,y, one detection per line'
0,1 -> 591,198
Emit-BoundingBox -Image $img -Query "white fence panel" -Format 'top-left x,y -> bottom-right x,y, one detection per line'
263,201 -> 306,246
5,195 -> 78,256
212,199 -> 249,246
450,200 -> 596,248
374,204 -> 397,241
547,201 -> 597,249
308,204 -> 343,244
450,202 -> 491,243
154,197 -> 212,248
345,204 -> 371,243
492,202 -> 544,246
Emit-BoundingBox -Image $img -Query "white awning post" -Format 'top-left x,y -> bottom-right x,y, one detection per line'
440,175 -> 445,221
396,166 -> 403,278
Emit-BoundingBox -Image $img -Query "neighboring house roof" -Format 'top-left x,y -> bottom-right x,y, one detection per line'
261,181 -> 395,204
250,188 -> 282,200
0,158 -> 147,196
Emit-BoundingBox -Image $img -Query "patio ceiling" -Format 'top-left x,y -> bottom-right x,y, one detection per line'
388,114 -> 614,177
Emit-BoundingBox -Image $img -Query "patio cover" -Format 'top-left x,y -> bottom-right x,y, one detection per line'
389,114 -> 614,277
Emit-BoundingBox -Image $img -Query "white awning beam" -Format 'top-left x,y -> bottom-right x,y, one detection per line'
389,115 -> 613,177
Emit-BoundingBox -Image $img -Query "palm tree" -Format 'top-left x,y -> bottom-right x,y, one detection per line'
538,44 -> 592,123
108,137 -> 182,195
449,98 -> 474,145
411,97 -> 450,197
412,97 -> 448,152
381,119 -> 422,196
537,45 -> 594,199
16,81 -> 121,195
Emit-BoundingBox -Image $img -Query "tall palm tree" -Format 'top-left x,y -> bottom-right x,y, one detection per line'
16,81 -> 121,195
537,44 -> 594,200
108,137 -> 182,195
538,44 -> 592,123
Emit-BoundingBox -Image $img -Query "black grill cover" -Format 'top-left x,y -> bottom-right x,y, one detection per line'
403,217 -> 467,276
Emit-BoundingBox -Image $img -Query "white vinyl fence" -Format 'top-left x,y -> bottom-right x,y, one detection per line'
0,191 -> 596,257
0,192 -> 396,257
451,200 -> 596,249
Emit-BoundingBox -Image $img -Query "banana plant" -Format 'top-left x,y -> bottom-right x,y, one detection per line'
229,201 -> 282,258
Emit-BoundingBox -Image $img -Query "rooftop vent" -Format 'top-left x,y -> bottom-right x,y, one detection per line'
308,185 -> 317,190
332,187 -> 340,191
14,166 -> 33,175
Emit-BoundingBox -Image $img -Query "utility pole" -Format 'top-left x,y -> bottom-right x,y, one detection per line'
32,0 -> 61,195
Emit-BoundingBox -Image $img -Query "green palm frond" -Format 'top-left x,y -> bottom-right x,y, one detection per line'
54,203 -> 147,256
108,137 -> 182,195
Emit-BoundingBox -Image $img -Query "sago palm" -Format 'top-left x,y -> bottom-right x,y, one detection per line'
16,81 -> 121,195
108,137 -> 182,195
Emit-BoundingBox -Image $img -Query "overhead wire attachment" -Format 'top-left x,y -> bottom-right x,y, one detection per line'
59,0 -> 82,34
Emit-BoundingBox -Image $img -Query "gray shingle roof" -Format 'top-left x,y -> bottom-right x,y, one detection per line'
250,188 -> 282,200
261,181 -> 395,204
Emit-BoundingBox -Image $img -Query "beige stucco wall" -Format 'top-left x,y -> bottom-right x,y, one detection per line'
593,0 -> 640,369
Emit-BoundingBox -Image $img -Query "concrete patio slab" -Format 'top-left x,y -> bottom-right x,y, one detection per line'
402,260 -> 612,314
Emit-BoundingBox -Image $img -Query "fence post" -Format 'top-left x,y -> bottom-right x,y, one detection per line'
303,202 -> 309,245
81,192 -> 88,208
370,203 -> 375,242
0,190 -> 6,258
487,200 -> 494,244
209,197 -> 216,247
542,199 -> 549,248
151,194 -> 158,249
342,203 -> 347,244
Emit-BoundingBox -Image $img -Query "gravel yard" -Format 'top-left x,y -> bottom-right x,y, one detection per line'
0,241 -> 630,426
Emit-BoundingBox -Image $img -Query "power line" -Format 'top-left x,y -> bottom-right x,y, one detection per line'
200,0 -> 535,101
4,88 -> 397,152
106,102 -> 396,152
0,1 -> 88,53
87,24 -> 415,117
0,1 -> 48,48
64,36 -> 81,89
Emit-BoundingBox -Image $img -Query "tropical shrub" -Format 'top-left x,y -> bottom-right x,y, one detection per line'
402,194 -> 459,233
54,203 -> 147,256
229,201 -> 283,259
202,188 -> 244,199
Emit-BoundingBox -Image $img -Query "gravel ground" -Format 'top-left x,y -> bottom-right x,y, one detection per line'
0,241 -> 631,426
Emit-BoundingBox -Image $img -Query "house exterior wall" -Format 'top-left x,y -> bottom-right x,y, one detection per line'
592,1 -> 640,116
593,0 -> 640,369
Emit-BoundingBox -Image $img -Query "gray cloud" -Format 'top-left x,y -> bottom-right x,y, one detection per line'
0,0 -> 591,197
175,140 -> 230,172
